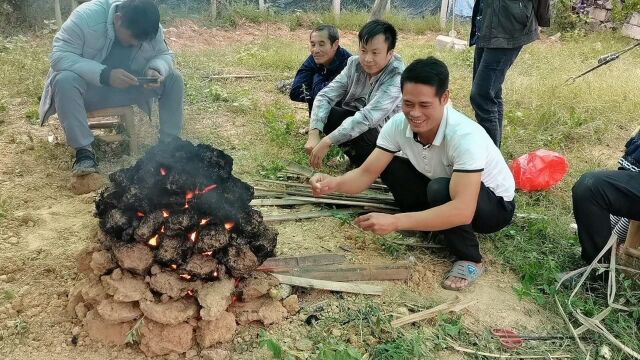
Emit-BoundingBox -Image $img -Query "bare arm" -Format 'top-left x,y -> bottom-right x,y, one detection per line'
310,149 -> 394,195
394,171 -> 481,231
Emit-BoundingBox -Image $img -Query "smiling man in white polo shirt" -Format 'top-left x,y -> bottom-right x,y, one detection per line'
310,57 -> 516,290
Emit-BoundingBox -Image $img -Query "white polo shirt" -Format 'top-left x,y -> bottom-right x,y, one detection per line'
376,106 -> 515,201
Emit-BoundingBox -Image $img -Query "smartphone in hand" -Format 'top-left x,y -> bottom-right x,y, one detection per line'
137,77 -> 160,85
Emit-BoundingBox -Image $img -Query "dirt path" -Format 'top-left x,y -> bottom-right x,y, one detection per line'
0,22 -> 560,360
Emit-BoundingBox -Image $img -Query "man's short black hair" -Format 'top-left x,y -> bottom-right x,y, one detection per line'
358,20 -> 397,52
311,24 -> 340,45
118,0 -> 160,41
401,57 -> 449,98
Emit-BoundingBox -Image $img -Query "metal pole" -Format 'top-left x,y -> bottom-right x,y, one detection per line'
332,0 -> 341,17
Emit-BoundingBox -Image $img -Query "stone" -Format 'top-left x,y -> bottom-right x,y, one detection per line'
139,298 -> 199,325
196,311 -> 237,347
66,281 -> 86,317
197,278 -> 235,320
76,246 -> 97,275
228,297 -> 270,325
269,284 -> 292,300
200,349 -> 231,360
629,12 -> 640,27
435,35 -> 467,51
295,338 -> 313,351
258,299 -> 288,325
80,280 -> 108,305
90,251 -> 116,276
113,243 -> 154,275
589,7 -> 611,22
111,268 -> 123,280
185,349 -> 198,358
96,299 -> 142,323
70,173 -> 105,195
75,302 -> 89,320
331,329 -> 342,337
72,326 -> 82,336
139,320 -> 194,357
84,309 -> 133,346
238,272 -> 279,300
150,265 -> 161,275
282,295 -> 300,315
101,271 -> 153,302
622,23 -> 640,40
161,294 -> 170,303
149,271 -> 202,299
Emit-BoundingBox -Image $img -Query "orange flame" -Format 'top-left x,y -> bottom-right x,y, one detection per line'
160,168 -> 167,176
186,192 -> 194,200
180,274 -> 192,280
170,264 -> 177,270
136,211 -> 145,218
202,251 -> 213,256
224,222 -> 235,231
200,218 -> 210,225
160,225 -> 165,233
189,232 -> 197,243
162,210 -> 170,218
148,235 -> 159,247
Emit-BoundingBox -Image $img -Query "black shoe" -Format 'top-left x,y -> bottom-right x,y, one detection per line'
72,149 -> 99,176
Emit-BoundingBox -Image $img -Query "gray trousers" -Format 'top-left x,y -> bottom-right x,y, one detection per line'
51,69 -> 184,150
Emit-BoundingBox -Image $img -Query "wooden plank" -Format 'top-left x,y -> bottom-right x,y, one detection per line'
391,297 -> 477,328
624,220 -> 640,255
266,262 -> 411,282
271,273 -> 383,295
262,208 -> 363,222
88,119 -> 120,129
250,198 -> 312,206
256,180 -> 394,201
285,196 -> 398,210
259,253 -> 347,270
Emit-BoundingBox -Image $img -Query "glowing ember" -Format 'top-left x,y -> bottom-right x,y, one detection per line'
160,167 -> 167,176
189,232 -> 197,243
180,274 -> 192,280
186,289 -> 195,296
202,251 -> 213,256
197,184 -> 218,194
170,264 -> 177,270
162,210 -> 170,218
224,222 -> 235,231
136,211 -> 145,217
148,235 -> 159,247
160,225 -> 165,233
200,218 -> 210,225
185,192 -> 194,200
231,295 -> 238,304
212,270 -> 218,277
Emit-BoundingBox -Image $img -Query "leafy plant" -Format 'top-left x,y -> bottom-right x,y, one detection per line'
259,330 -> 297,360
316,342 -> 363,360
126,317 -> 145,344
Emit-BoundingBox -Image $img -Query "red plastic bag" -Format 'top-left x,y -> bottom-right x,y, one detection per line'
510,149 -> 569,192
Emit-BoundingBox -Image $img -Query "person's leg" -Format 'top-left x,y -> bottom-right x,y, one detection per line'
52,71 -> 92,150
426,177 -> 515,289
155,69 -> 184,140
469,46 -> 522,147
323,107 -> 380,167
380,156 -> 431,212
572,170 -> 640,263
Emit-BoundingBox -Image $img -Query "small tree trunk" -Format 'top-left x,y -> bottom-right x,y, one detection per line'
439,0 -> 450,29
210,0 -> 217,20
332,0 -> 340,17
258,0 -> 265,10
369,0 -> 389,20
55,0 -> 63,26
71,0 -> 79,10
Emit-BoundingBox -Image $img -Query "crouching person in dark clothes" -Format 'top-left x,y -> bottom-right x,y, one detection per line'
572,130 -> 640,264
38,0 -> 184,176
310,58 -> 516,291
305,20 -> 405,169
289,24 -> 351,116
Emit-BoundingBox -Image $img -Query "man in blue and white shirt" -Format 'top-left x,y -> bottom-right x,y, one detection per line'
305,20 -> 405,169
310,57 -> 516,291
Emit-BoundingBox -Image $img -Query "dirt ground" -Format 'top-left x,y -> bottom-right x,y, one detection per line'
0,22 -> 562,360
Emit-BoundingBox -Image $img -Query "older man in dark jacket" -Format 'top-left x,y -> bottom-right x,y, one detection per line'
469,0 -> 540,147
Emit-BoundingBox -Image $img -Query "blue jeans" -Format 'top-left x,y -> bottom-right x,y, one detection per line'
470,46 -> 522,148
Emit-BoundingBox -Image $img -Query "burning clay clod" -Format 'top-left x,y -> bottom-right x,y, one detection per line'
69,139 -> 288,357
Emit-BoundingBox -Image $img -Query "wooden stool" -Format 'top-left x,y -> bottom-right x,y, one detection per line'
620,220 -> 640,278
87,106 -> 138,156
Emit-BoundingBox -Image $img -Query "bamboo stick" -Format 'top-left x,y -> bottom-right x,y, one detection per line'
271,274 -> 383,295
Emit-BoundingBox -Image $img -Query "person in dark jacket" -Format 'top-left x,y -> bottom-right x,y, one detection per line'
289,25 -> 351,115
572,130 -> 640,264
469,0 -> 539,147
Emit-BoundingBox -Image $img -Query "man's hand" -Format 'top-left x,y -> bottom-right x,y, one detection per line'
305,130 -> 321,155
145,68 -> 164,89
355,213 -> 398,235
109,69 -> 138,88
309,137 -> 332,169
309,173 -> 339,196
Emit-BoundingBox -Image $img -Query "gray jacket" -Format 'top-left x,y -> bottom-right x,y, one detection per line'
39,0 -> 175,125
310,54 -> 405,145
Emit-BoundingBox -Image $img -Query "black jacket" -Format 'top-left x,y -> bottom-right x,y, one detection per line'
470,0 -> 540,48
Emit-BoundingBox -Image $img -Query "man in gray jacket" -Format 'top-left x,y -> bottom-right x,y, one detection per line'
39,0 -> 184,176
305,20 -> 404,169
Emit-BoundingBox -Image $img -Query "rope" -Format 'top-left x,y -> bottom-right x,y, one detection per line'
555,234 -> 640,359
